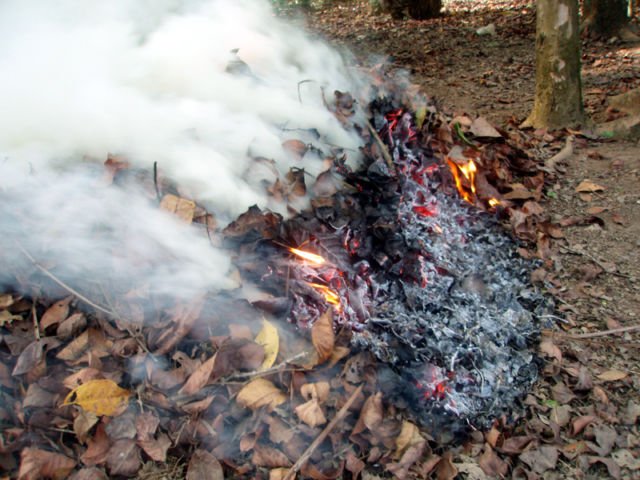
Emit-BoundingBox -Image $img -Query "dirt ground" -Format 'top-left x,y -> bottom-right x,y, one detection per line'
302,0 -> 640,477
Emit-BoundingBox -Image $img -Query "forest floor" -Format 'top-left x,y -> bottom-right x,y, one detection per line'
302,0 -> 640,478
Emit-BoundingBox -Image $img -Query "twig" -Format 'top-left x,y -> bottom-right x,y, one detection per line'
31,300 -> 40,340
365,120 -> 395,172
16,243 -> 116,317
556,324 -> 640,340
284,384 -> 363,480
153,161 -> 162,203
226,351 -> 307,381
297,79 -> 314,104
560,245 -> 631,279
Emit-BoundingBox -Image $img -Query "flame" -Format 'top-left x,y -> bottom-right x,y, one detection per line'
488,198 -> 500,208
307,282 -> 341,310
289,247 -> 326,265
447,158 -> 477,204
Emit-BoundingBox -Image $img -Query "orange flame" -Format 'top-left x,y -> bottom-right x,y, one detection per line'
307,282 -> 341,311
289,247 -> 326,265
447,158 -> 477,204
488,198 -> 500,208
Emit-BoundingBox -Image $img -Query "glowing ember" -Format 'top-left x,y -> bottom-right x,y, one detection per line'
289,247 -> 326,265
488,198 -> 500,208
307,282 -> 341,310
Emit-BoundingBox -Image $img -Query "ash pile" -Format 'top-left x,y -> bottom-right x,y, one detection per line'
228,87 -> 545,441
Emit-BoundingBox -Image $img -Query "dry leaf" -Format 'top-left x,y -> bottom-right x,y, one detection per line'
63,379 -> 130,416
81,424 -> 110,466
539,339 -> 562,363
18,448 -> 76,480
178,354 -> 217,396
575,180 -> 605,193
395,421 -> 424,457
469,117 -> 501,138
255,319 -> 279,369
13,338 -> 60,375
252,445 -> 292,468
40,296 -> 72,329
300,382 -> 330,404
353,392 -> 383,435
295,399 -> 327,427
572,415 -> 597,435
586,206 -> 607,215
160,194 -> 196,223
311,310 -> 334,364
139,433 -> 171,462
187,450 -> 224,480
74,410 -> 99,444
237,378 -> 286,411
106,439 -> 141,477
597,370 -> 628,382
435,452 -> 458,480
478,444 -> 508,477
519,445 -> 558,474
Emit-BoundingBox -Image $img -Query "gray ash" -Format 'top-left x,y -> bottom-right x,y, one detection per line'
228,93 -> 544,441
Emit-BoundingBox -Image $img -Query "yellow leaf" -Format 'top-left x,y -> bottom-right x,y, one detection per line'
236,378 -> 286,411
160,194 -> 196,223
575,180 -> 605,193
63,379 -> 130,416
255,319 -> 279,370
596,370 -> 628,382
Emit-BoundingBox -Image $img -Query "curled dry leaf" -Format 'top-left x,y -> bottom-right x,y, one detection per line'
63,379 -> 130,417
252,445 -> 292,468
519,445 -> 558,474
295,399 -> 327,427
106,439 -> 141,477
311,310 -> 334,364
18,448 -> 76,480
73,410 -> 99,444
435,452 -> 458,480
575,180 -> 606,193
572,415 -> 597,435
187,450 -> 224,480
478,444 -> 509,477
138,433 -> 171,462
353,392 -> 383,435
300,382 -> 330,404
237,378 -> 286,411
255,319 -> 279,369
394,421 -> 424,458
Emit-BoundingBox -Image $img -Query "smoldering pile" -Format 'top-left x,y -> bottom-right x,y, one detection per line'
227,86 -> 544,440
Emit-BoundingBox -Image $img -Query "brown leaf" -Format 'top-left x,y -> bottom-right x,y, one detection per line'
504,183 -> 535,200
74,410 -> 99,444
18,448 -> 76,480
13,338 -> 60,376
611,212 -> 626,225
586,206 -> 607,215
63,368 -> 104,390
300,382 -> 330,404
587,456 -> 621,479
575,366 -> 593,391
265,415 -> 295,444
539,339 -> 562,363
597,370 -> 628,382
237,378 -> 286,411
345,449 -> 365,477
106,439 -> 141,477
311,310 -> 334,364
550,405 -> 572,427
135,411 -> 159,442
572,415 -> 597,436
282,139 -> 308,161
499,435 -> 533,454
395,421 -> 424,456
435,452 -> 458,480
519,445 -> 558,474
252,445 -> 292,468
160,194 -> 196,223
153,298 -> 204,355
187,450 -> 224,480
69,468 -> 108,480
57,312 -> 87,339
178,354 -> 217,396
593,424 -> 617,456
576,180 -> 605,193
295,399 -> 327,427
353,392 -> 383,435
23,383 -> 57,409
551,382 -> 576,404
40,296 -> 72,330
478,444 -> 509,477
469,117 -> 501,138
138,433 -> 171,462
81,423 -> 110,466
212,338 -> 265,380
485,426 -> 501,448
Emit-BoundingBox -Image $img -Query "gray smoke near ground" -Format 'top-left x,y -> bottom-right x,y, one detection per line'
0,0 -> 364,300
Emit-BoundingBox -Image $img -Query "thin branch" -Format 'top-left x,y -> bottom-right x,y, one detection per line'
284,384 -> 364,480
366,120 -> 395,172
16,243 -> 116,317
31,300 -> 41,340
153,161 -> 162,204
226,351 -> 308,380
558,324 -> 640,340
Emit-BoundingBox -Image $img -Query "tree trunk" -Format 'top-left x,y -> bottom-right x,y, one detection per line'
522,0 -> 585,129
582,0 -> 629,37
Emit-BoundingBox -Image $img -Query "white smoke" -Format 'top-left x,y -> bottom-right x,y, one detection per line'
0,0 -> 364,300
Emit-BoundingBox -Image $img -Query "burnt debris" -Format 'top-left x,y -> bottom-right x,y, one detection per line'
229,89 -> 544,441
